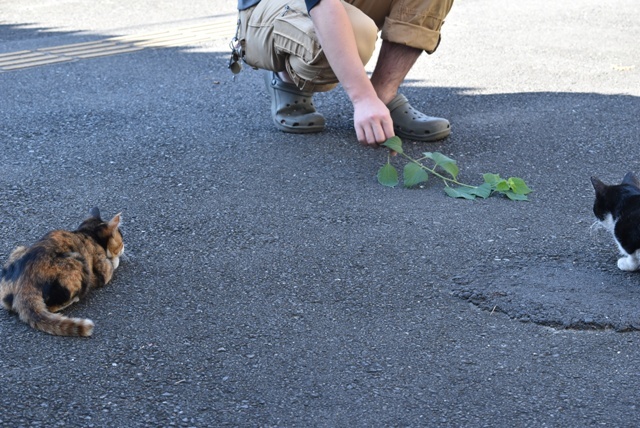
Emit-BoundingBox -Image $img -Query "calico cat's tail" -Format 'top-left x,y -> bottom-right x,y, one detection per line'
11,292 -> 94,337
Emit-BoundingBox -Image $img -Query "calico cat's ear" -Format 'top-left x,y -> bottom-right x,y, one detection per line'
107,213 -> 122,233
89,207 -> 101,220
591,176 -> 607,195
622,172 -> 640,188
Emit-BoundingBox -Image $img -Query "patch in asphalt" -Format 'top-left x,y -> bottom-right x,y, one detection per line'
451,260 -> 640,332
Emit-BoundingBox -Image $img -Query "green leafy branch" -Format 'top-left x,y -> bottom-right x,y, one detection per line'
377,136 -> 532,201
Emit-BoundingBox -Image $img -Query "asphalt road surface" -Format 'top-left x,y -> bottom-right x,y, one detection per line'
1,0 -> 639,426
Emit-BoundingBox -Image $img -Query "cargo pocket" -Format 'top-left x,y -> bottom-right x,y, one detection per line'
242,4 -> 286,71
272,6 -> 323,67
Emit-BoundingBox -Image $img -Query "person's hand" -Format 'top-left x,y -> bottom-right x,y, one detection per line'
353,97 -> 395,147
308,0 -> 394,148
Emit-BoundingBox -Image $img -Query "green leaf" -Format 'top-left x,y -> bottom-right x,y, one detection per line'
444,186 -> 477,200
494,180 -> 510,192
483,173 -> 502,186
468,183 -> 492,199
403,163 -> 429,188
377,162 -> 399,187
507,177 -> 532,195
504,191 -> 529,201
423,152 -> 459,179
382,136 -> 403,154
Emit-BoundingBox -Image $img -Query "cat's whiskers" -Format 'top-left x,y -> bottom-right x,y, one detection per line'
589,220 -> 604,235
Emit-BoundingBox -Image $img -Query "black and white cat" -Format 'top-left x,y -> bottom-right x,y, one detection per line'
591,172 -> 640,271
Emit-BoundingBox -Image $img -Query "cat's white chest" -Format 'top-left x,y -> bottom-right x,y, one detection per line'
601,213 -> 616,233
600,214 -> 627,255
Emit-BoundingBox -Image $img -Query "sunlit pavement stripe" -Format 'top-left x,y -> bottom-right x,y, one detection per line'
42,41 -> 119,54
2,56 -> 74,70
0,51 -> 48,62
48,43 -> 141,57
39,40 -> 116,52
0,50 -> 32,58
75,46 -> 144,59
0,17 -> 235,72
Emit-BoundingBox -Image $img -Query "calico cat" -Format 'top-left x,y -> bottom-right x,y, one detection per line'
0,207 -> 124,336
591,172 -> 640,271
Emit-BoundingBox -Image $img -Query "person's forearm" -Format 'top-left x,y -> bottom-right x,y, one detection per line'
310,0 -> 394,146
309,0 -> 377,104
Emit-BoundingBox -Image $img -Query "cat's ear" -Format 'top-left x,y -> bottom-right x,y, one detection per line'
591,176 -> 607,195
89,207 -> 101,220
107,213 -> 122,233
622,172 -> 640,188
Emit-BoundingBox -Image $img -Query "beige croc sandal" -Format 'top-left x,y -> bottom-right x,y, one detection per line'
264,71 -> 325,134
387,94 -> 450,142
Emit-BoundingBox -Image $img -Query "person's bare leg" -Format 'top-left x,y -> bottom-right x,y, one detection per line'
370,40 -> 422,105
370,39 -> 451,141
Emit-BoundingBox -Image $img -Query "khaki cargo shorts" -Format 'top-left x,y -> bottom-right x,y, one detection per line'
237,0 -> 454,92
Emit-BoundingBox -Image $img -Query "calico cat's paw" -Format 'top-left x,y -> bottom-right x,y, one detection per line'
110,256 -> 120,270
617,256 -> 639,271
